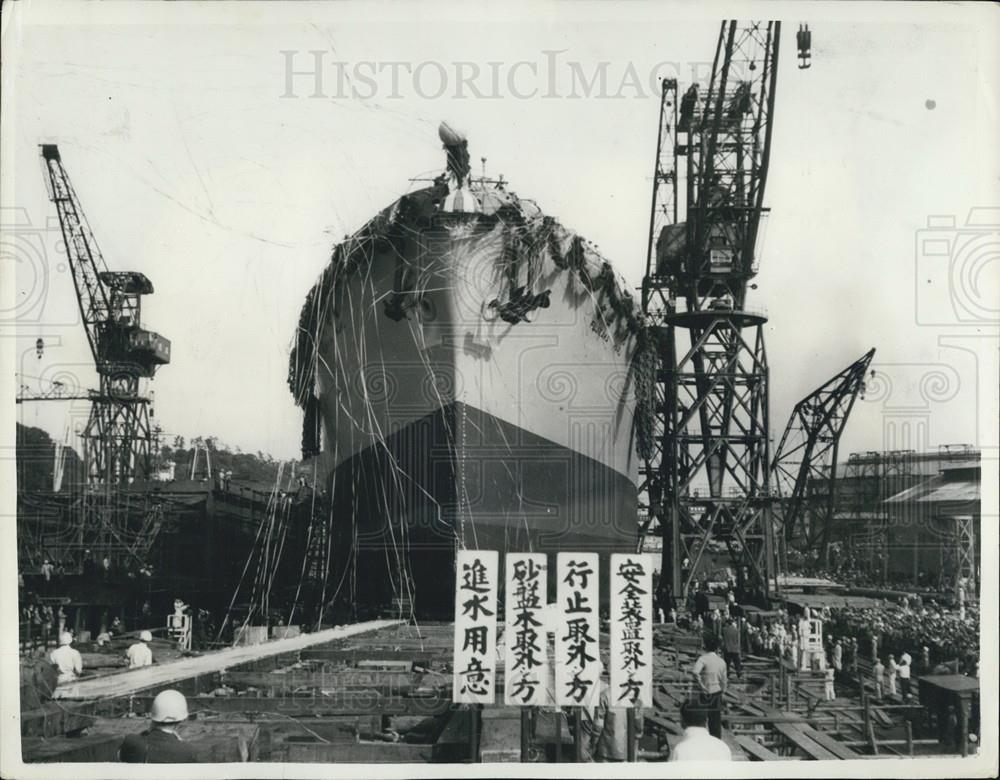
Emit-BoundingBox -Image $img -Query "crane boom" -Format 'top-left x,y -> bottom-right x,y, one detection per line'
38,145 -> 170,484
40,145 -> 114,366
772,348 -> 876,567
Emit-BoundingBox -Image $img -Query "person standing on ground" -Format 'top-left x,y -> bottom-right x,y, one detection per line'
588,665 -> 644,762
41,605 -> 53,646
127,630 -> 155,669
873,656 -> 885,700
694,585 -> 710,626
118,690 -> 198,763
690,633 -> 727,739
824,666 -> 836,701
49,632 -> 83,684
669,698 -> 732,762
832,639 -> 843,681
886,654 -> 898,698
898,651 -> 912,700
722,619 -> 742,679
41,559 -> 54,592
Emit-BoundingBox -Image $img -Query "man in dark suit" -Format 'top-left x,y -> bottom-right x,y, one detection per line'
119,690 -> 197,763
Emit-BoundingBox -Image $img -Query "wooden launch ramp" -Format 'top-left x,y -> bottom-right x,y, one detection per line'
52,619 -> 401,701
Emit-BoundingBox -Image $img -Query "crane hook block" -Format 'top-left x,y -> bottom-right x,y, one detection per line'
797,24 -> 812,70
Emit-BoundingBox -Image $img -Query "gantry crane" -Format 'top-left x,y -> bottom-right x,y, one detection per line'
39,145 -> 170,485
771,349 -> 876,571
640,21 -> 781,607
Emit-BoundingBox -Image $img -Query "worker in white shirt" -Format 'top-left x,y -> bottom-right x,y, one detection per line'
127,630 -> 155,669
832,640 -> 843,676
824,666 -> 836,701
49,632 -> 83,684
690,633 -> 728,738
898,651 -> 912,700
669,698 -> 732,762
886,655 -> 898,697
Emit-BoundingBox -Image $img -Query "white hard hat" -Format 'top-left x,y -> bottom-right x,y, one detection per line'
59,631 -> 73,646
140,630 -> 153,642
150,689 -> 189,723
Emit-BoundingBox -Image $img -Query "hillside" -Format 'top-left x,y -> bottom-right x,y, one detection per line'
15,425 -> 294,490
15,423 -> 85,492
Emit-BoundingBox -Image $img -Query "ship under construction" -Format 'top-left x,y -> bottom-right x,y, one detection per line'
14,17 -> 982,768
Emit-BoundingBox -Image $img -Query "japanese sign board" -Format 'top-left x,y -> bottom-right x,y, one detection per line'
504,553 -> 549,706
609,553 -> 654,708
453,549 -> 499,704
555,552 -> 601,707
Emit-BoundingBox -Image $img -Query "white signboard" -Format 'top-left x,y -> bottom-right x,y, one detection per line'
609,553 -> 654,708
504,553 -> 549,706
555,552 -> 601,707
453,549 -> 499,704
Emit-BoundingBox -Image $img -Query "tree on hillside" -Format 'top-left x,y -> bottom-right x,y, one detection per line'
15,424 -> 85,492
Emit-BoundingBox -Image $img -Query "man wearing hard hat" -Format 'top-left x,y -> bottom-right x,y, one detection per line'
118,690 -> 197,763
49,632 -> 83,684
127,630 -> 155,669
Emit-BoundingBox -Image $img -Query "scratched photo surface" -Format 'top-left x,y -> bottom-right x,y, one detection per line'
1,2 -> 996,779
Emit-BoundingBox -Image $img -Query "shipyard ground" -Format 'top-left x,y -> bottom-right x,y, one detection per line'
19,618 -> 970,764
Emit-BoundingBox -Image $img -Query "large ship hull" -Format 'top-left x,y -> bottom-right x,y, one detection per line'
292,180 -> 649,618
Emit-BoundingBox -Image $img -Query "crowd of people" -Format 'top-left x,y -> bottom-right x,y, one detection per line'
659,574 -> 980,719
784,545 -> 975,596
822,600 -> 979,675
25,553 -> 159,601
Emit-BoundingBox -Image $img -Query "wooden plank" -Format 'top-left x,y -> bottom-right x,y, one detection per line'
772,722 -> 840,760
800,726 -> 862,759
53,620 -> 402,701
645,712 -> 683,736
223,670 -> 435,691
203,715 -> 382,742
734,734 -> 798,761
283,741 -> 432,763
356,660 -> 414,672
736,700 -> 768,717
300,648 -> 438,665
870,707 -> 893,728
721,728 -> 749,761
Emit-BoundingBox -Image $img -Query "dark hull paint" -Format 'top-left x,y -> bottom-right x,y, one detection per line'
326,402 -> 638,618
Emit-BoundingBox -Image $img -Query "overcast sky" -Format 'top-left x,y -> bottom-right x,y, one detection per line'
3,1 -> 998,466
